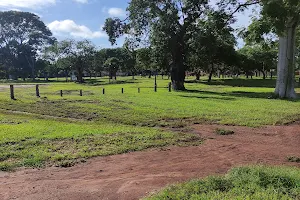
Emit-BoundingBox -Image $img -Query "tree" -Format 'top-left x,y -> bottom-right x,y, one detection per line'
0,11 -> 54,80
238,44 -> 277,79
120,47 -> 137,79
104,57 -> 120,80
46,39 -> 96,83
103,0 -> 211,90
136,48 -> 153,78
221,0 -> 300,98
188,10 -> 236,82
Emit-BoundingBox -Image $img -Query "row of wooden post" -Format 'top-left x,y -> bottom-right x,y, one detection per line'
9,83 -> 172,100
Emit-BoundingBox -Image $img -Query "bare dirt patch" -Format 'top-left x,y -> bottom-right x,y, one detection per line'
0,124 -> 299,200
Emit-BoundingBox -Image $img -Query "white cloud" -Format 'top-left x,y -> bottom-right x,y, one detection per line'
108,7 -> 126,17
48,20 -> 107,39
73,0 -> 88,3
0,0 -> 55,9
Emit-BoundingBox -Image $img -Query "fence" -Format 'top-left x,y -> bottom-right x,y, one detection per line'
8,82 -> 173,100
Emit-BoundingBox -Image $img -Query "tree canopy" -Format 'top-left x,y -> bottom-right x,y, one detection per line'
0,11 -> 54,80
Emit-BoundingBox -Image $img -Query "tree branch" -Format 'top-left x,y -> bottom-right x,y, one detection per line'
229,0 -> 260,18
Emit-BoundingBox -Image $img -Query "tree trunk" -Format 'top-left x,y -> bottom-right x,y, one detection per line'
196,71 -> 201,81
262,71 -> 266,80
275,21 -> 298,99
271,71 -> 273,79
171,57 -> 185,90
109,71 -> 113,79
208,64 -> 214,83
77,66 -> 84,83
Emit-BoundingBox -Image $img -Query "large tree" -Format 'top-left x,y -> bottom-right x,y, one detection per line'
221,0 -> 300,98
0,11 -> 54,80
103,0 -> 210,90
46,39 -> 96,83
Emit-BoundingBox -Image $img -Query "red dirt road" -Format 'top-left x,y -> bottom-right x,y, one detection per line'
0,124 -> 299,200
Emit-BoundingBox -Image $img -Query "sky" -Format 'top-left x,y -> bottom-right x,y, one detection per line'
0,0 -> 256,48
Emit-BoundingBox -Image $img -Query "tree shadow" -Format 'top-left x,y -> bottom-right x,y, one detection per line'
83,79 -> 137,86
183,89 -> 300,101
179,95 -> 236,101
186,79 -> 277,88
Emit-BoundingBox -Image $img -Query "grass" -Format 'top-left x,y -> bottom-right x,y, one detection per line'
215,128 -> 235,135
0,112 -> 201,171
0,76 -> 300,171
144,166 -> 300,200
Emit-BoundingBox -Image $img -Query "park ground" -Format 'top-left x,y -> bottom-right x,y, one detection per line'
0,76 -> 300,199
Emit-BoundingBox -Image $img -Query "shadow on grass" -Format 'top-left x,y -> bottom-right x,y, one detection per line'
186,78 -> 277,88
183,89 -> 300,101
179,95 -> 236,101
83,79 -> 138,86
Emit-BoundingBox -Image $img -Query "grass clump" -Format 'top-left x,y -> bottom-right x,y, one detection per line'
145,166 -> 300,200
215,128 -> 235,135
288,156 -> 300,163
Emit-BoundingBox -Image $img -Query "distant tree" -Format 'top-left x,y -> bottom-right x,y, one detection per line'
0,11 -> 55,80
239,44 -> 277,79
188,10 -> 236,82
46,39 -> 96,83
104,57 -> 120,80
136,48 -> 153,78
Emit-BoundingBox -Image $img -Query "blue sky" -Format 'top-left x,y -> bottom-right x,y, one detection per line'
0,0 -> 255,48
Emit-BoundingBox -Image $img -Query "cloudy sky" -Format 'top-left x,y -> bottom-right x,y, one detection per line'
0,0 -> 254,48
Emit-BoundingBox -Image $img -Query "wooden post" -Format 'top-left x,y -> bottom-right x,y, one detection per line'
154,73 -> 157,92
36,85 -> 40,97
168,82 -> 172,92
138,88 -> 140,93
103,88 -> 105,95
79,89 -> 83,96
121,88 -> 124,94
10,85 -> 14,100
60,90 -> 63,97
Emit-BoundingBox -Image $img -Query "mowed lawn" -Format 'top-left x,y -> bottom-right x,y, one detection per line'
0,76 -> 300,170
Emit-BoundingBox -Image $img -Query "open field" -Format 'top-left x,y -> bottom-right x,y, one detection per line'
0,76 -> 300,199
0,77 -> 300,169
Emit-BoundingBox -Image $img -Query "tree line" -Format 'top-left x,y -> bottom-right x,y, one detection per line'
0,10 -> 278,83
1,0 -> 300,99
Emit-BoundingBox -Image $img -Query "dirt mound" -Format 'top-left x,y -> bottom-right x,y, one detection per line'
0,124 -> 299,200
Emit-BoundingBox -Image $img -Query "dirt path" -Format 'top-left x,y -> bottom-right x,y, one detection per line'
0,124 -> 299,200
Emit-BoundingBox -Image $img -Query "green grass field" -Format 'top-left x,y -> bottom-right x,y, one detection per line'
145,166 -> 300,199
0,76 -> 300,171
